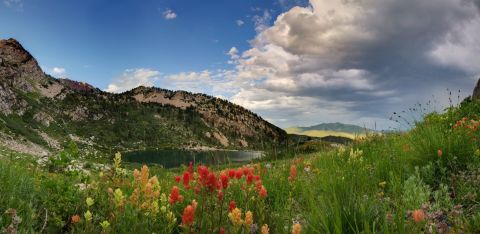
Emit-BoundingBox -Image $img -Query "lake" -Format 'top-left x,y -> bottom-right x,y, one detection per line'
123,149 -> 264,168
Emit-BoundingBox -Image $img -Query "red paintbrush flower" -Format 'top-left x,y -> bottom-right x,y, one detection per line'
182,205 -> 195,226
220,172 -> 229,189
229,200 -> 236,211
168,186 -> 184,204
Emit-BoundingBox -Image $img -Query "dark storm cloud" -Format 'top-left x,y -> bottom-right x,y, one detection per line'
230,0 -> 480,128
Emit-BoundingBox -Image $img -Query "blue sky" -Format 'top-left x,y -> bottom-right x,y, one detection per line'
1,0 -> 300,88
2,0 -> 480,129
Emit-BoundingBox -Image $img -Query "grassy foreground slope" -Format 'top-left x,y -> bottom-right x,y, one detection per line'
2,100 -> 480,233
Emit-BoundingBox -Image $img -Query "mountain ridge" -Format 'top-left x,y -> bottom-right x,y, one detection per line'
0,38 -> 287,155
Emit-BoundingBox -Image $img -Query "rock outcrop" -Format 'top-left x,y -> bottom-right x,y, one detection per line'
472,78 -> 480,100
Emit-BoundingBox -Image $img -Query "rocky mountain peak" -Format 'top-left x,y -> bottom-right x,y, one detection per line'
0,38 -> 44,80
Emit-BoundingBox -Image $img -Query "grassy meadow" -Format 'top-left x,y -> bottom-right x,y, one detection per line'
2,100 -> 480,233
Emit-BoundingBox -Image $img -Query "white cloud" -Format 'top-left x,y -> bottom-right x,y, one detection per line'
3,0 -> 22,9
163,9 -> 177,20
252,9 -> 272,33
236,20 -> 244,26
50,67 -> 67,77
227,47 -> 239,60
121,0 -> 480,129
106,68 -> 160,93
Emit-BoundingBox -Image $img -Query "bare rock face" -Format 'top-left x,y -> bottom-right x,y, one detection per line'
0,38 -> 46,91
472,78 -> 480,100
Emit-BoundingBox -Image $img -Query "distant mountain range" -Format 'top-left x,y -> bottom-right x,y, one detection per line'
285,122 -> 371,139
0,38 -> 286,156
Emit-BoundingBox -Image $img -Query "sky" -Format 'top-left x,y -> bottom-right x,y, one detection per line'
1,0 -> 480,130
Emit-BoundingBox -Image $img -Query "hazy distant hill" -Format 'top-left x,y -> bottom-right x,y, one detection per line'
0,38 -> 286,155
286,122 -> 370,139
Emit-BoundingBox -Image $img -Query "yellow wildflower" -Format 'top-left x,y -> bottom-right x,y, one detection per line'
228,208 -> 243,226
100,220 -> 110,229
86,197 -> 94,207
378,181 -> 387,188
114,152 -> 122,169
84,210 -> 92,222
114,188 -> 125,207
292,223 -> 301,234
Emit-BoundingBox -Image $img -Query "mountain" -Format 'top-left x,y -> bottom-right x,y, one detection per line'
285,122 -> 370,139
0,38 -> 287,155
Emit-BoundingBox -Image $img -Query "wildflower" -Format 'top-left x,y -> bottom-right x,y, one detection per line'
386,212 -> 393,223
292,223 -> 301,234
114,152 -> 122,170
229,200 -> 236,211
100,220 -> 110,229
84,210 -> 92,222
175,176 -> 181,183
133,169 -> 141,181
168,186 -> 184,204
288,164 -> 297,181
255,180 -> 263,191
71,215 -> 80,224
183,171 -> 191,189
86,197 -> 94,207
245,211 -> 253,227
218,190 -> 224,201
261,224 -> 270,234
220,172 -> 229,188
247,174 -> 254,184
130,188 -> 139,205
114,188 -> 125,207
229,208 -> 243,226
412,209 -> 425,223
219,227 -> 225,234
235,168 -> 243,179
149,176 -> 160,188
141,165 -> 149,185
182,205 -> 196,226
259,186 -> 267,198
188,161 -> 194,175
437,149 -> 443,158
378,181 -> 387,188
228,169 -> 236,178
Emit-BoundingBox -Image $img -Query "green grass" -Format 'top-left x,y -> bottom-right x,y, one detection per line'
1,101 -> 480,233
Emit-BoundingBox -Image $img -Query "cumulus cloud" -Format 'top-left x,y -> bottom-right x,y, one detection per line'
236,20 -> 244,26
163,9 -> 177,20
128,0 -> 480,129
106,68 -> 160,93
223,0 -> 480,128
50,67 -> 67,77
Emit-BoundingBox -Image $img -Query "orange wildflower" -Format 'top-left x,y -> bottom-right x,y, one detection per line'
261,224 -> 270,234
292,223 -> 301,234
437,149 -> 443,158
259,185 -> 267,198
71,215 -> 80,224
288,164 -> 297,181
412,209 -> 425,223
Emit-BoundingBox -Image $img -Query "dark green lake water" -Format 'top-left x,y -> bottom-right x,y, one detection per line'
123,150 -> 263,168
